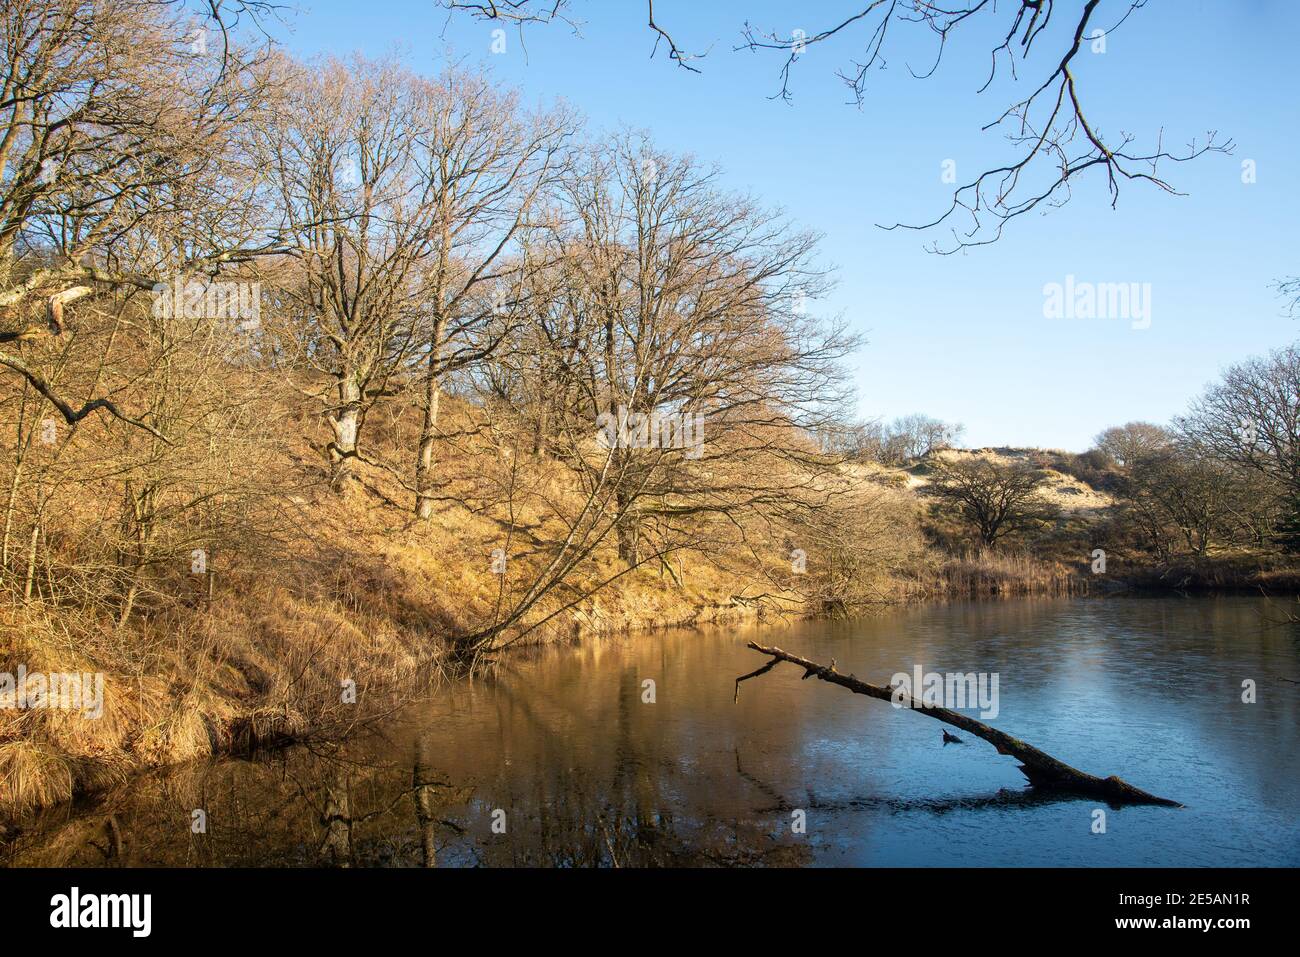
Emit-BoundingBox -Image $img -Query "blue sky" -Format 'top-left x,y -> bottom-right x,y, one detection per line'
265,0 -> 1298,451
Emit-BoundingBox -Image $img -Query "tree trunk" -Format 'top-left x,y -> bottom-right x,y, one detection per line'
118,583 -> 139,628
22,520 -> 38,601
1,459 -> 22,575
1,405 -> 29,574
414,320 -> 444,519
531,401 -> 548,456
736,642 -> 1182,807
328,376 -> 361,492
615,490 -> 639,566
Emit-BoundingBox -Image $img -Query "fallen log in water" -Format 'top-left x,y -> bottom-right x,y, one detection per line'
735,641 -> 1183,808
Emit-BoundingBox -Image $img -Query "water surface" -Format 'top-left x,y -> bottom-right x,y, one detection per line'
5,597 -> 1298,866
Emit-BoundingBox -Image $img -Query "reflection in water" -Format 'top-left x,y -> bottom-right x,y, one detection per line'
2,597 -> 1297,867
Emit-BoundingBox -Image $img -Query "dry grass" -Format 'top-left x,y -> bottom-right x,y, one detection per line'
2,540 -> 767,817
0,742 -> 76,812
905,549 -> 1087,599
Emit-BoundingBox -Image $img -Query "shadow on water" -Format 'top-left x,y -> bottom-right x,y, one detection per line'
732,749 -> 1116,816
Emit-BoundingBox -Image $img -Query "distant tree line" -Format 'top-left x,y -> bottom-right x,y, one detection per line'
824,414 -> 965,466
899,345 -> 1300,563
1096,345 -> 1300,560
1031,346 -> 1299,563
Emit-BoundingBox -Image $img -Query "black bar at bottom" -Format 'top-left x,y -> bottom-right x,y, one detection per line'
0,866 -> 1281,942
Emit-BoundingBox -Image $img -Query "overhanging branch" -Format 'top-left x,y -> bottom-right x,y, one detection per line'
0,348 -> 172,444
736,641 -> 1182,807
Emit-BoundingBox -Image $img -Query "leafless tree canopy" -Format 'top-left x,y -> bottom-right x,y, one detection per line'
0,1 -> 883,655
1086,350 -> 1300,559
926,456 -> 1058,547
1173,344 -> 1300,552
1093,421 -> 1170,468
828,413 -> 965,465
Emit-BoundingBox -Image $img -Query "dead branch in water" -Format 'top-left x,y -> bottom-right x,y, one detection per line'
735,641 -> 1183,808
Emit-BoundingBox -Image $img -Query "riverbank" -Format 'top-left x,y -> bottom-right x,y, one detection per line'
5,539 -> 1287,823
0,483 -> 781,819
906,548 -> 1300,599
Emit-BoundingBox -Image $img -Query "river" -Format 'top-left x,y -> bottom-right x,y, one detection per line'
4,596 -> 1298,867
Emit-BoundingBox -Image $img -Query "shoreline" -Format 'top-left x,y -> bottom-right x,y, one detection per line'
5,567 -> 1297,826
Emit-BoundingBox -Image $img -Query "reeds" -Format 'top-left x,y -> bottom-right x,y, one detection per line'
904,549 -> 1087,600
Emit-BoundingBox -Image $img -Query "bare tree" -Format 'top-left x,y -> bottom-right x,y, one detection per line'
1118,447 -> 1236,559
407,68 -> 573,519
824,414 -> 962,464
927,456 -> 1057,547
886,414 -> 964,462
257,57 -> 444,490
1093,421 -> 1172,467
0,0 -> 294,617
1176,343 -> 1300,550
544,134 -> 855,565
0,0 -> 278,432
448,134 -> 860,656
